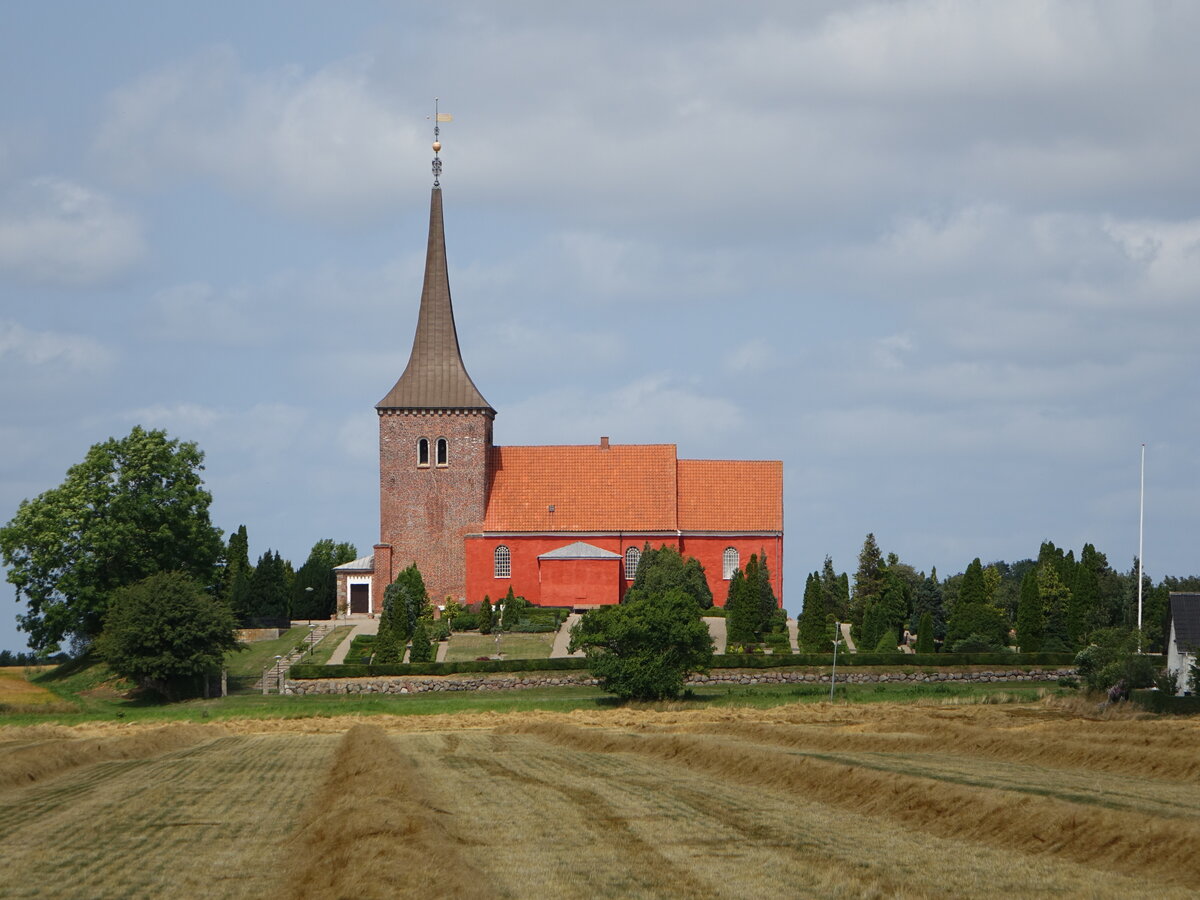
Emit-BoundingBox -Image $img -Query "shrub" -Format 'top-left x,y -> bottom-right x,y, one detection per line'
451,612 -> 480,632
874,630 -> 899,652
1074,628 -> 1155,694
1154,668 -> 1179,695
409,619 -> 434,663
949,632 -> 1005,653
915,612 -> 935,654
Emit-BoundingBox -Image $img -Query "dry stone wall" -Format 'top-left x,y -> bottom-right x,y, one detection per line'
284,667 -> 1074,696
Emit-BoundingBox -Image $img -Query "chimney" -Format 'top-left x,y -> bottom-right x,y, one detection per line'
599,436 -> 610,450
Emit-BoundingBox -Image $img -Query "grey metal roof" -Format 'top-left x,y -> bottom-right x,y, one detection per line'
1169,593 -> 1200,651
334,555 -> 375,572
538,541 -> 622,560
377,187 -> 493,412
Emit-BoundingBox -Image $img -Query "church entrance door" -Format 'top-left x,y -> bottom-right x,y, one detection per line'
349,583 -> 369,615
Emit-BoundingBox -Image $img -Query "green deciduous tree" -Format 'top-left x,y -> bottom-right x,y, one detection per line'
96,571 -> 239,700
1,426 -> 224,652
569,588 -> 713,700
291,539 -> 357,620
626,544 -> 713,609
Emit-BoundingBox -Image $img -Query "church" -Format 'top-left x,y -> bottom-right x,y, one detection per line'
335,147 -> 783,615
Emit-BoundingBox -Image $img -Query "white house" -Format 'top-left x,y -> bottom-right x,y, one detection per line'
1166,593 -> 1200,696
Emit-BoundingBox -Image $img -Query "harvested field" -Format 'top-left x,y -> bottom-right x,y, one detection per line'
1,700 -> 1197,898
0,668 -> 65,713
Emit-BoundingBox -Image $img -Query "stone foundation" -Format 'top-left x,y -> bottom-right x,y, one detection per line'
283,667 -> 1074,696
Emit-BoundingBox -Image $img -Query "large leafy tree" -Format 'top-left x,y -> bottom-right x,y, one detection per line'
96,571 -> 239,700
569,588 -> 714,700
625,544 -> 712,609
291,539 -> 358,619
0,426 -> 224,651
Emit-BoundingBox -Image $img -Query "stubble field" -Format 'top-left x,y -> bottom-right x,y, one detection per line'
2,699 -> 1198,899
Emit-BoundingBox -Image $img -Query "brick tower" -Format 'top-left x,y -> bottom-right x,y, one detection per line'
374,183 -> 494,608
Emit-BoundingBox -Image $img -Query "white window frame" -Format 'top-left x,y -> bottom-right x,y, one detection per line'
624,546 -> 641,581
494,545 -> 511,579
722,547 -> 739,580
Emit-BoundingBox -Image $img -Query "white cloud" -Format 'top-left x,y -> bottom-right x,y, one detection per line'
0,178 -> 144,285
0,320 -> 114,371
94,48 -> 422,220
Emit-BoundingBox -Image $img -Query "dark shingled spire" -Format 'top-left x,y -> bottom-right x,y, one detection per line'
377,187 -> 493,412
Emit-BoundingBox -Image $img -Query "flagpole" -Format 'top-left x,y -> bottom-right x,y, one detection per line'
1137,443 -> 1145,651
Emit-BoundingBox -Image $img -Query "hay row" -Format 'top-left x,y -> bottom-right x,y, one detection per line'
0,723 -> 221,792
686,717 -> 1200,783
273,724 -> 489,900
509,721 -> 1200,886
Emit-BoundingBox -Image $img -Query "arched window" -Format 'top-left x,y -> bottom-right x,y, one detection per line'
436,437 -> 448,467
494,545 -> 511,579
624,546 -> 641,581
417,438 -> 430,467
722,547 -> 740,580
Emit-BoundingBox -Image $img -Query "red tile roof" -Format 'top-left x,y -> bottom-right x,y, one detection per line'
677,459 -> 784,532
481,444 -> 782,534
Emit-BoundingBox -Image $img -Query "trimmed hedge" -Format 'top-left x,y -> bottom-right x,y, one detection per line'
291,650 -> 1075,680
1131,689 -> 1200,715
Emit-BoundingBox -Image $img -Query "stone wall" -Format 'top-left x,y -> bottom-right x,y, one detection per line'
284,667 -> 1074,696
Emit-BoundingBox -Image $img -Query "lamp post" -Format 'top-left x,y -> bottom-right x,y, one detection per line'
495,605 -> 504,658
830,624 -> 841,703
274,655 -> 283,694
308,622 -> 317,657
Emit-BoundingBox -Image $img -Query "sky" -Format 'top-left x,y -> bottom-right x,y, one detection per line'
2,1 -> 1198,651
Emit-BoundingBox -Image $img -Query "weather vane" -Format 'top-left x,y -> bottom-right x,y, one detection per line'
427,98 -> 453,187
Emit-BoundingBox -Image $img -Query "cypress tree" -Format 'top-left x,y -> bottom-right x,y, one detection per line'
911,574 -> 945,642
221,525 -> 253,620
798,572 -> 826,651
373,590 -> 403,663
1037,563 -> 1072,651
409,618 -> 434,662
959,558 -> 987,607
479,596 -> 493,634
820,556 -> 848,620
850,534 -> 885,627
725,570 -> 756,644
915,611 -> 935,653
1015,569 -> 1043,653
246,550 -> 291,622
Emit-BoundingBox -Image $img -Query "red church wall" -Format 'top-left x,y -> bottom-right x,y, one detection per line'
463,533 -> 781,609
538,557 -> 622,606
678,535 -> 784,607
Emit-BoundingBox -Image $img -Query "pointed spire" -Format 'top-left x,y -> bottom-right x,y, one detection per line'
377,187 -> 493,412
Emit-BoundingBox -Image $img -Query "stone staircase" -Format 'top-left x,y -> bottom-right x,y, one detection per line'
256,623 -> 336,692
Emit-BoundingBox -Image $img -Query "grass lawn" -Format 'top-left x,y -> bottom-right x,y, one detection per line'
305,625 -> 354,666
225,626 -> 313,677
443,630 -> 555,662
1,653 -> 1057,727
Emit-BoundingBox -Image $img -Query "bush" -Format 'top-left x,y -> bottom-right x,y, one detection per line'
428,618 -> 451,642
874,630 -> 899,652
702,606 -> 727,618
1074,628 -> 1155,694
949,632 -> 1005,653
409,620 -> 434,663
451,613 -> 480,632
1154,668 -> 1179,695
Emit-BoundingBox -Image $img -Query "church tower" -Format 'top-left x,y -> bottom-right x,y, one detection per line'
374,142 -> 494,608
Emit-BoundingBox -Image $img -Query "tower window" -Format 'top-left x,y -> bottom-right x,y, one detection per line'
436,437 -> 448,467
494,545 -> 511,579
722,547 -> 739,580
417,438 -> 430,467
624,547 -> 641,581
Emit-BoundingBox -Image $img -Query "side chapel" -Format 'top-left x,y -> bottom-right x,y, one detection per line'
335,146 -> 783,614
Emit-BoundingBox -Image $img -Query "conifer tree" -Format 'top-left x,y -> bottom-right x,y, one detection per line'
1015,569 -> 1043,652
915,611 -> 935,653
797,572 -> 826,651
858,599 -> 883,650
291,539 -> 357,619
479,596 -> 493,634
850,534 -> 885,626
222,525 -> 254,621
383,564 -> 429,642
959,558 -> 987,607
820,556 -> 848,620
725,570 -> 756,644
911,573 -> 945,643
1038,563 -> 1072,651
246,550 -> 292,622
373,590 -> 403,663
409,618 -> 434,662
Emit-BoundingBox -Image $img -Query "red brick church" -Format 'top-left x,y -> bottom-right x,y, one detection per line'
335,178 -> 783,615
